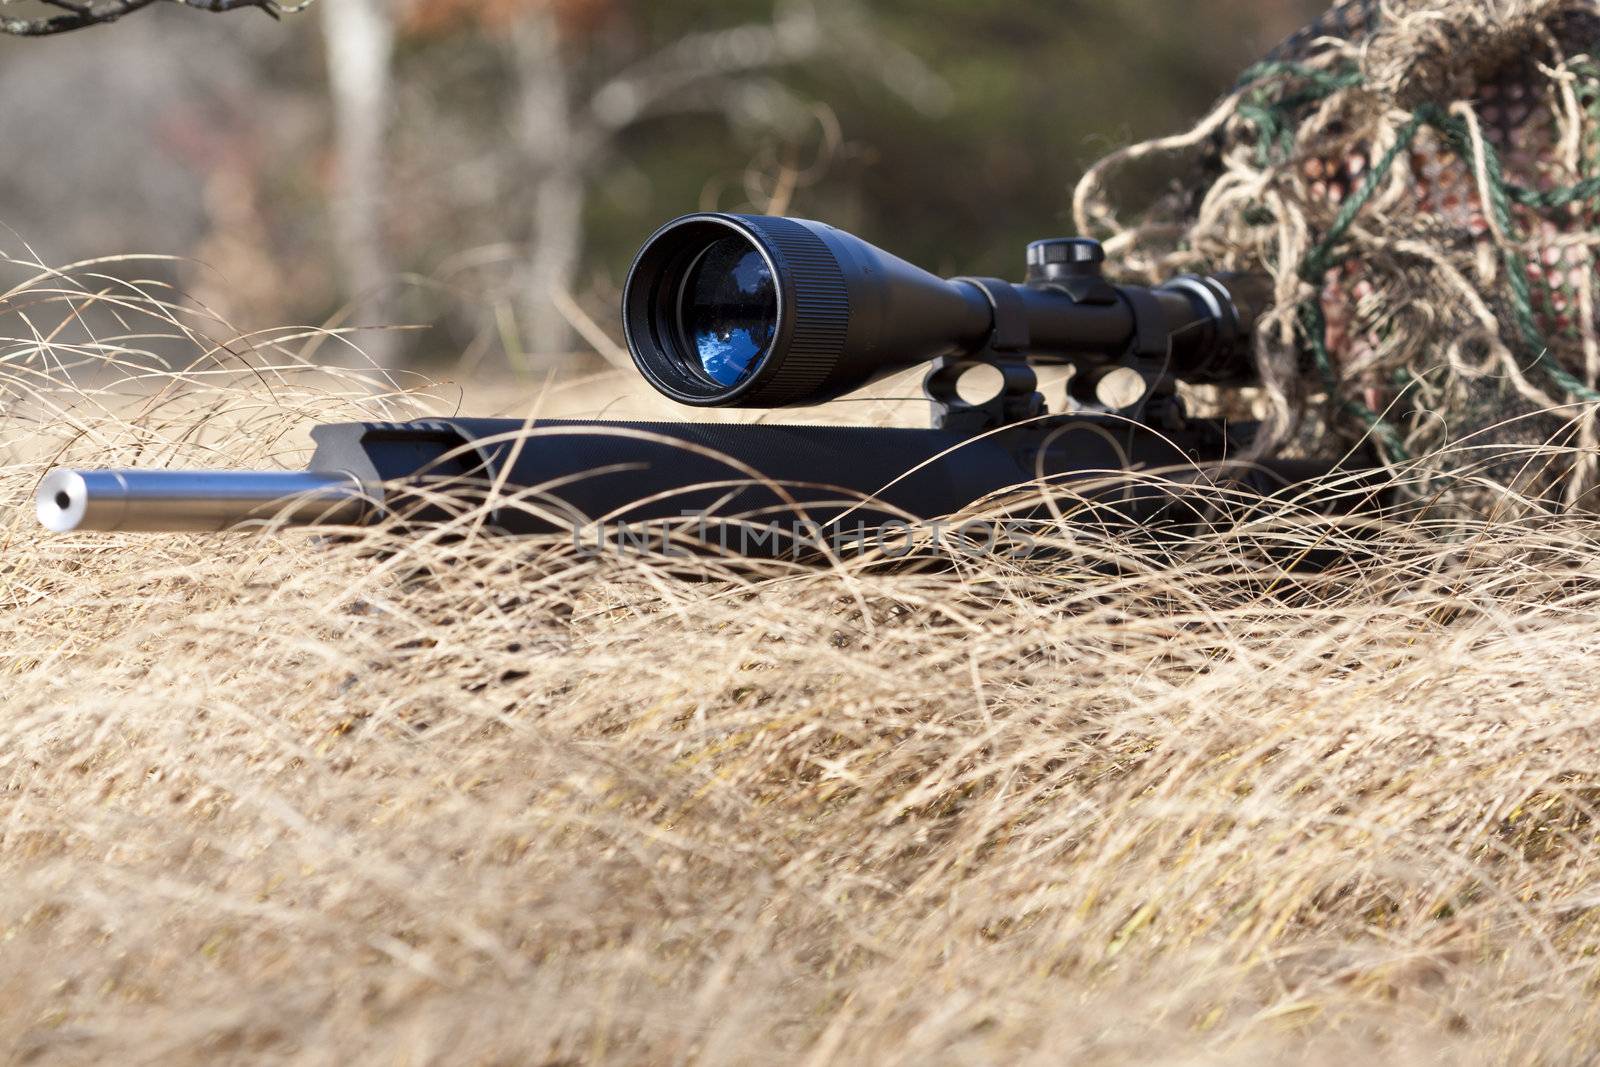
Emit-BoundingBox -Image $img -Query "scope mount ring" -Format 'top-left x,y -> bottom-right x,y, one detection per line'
923,350 -> 1046,433
1065,361 -> 1190,431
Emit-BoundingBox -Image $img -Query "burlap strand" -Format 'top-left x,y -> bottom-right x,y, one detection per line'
1075,0 -> 1600,511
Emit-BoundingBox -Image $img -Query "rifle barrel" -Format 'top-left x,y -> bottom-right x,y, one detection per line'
37,469 -> 369,533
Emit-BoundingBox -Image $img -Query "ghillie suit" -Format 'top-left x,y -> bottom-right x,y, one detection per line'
1076,0 -> 1600,510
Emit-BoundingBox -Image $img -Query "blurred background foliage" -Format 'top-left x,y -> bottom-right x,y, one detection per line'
0,0 -> 1325,372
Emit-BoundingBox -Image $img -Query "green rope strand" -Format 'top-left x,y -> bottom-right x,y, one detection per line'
1300,111 -> 1429,282
1299,301 -> 1411,459
1289,111 -> 1431,460
1417,104 -> 1600,404
1507,174 -> 1600,212
1241,61 -> 1600,454
1237,62 -> 1363,168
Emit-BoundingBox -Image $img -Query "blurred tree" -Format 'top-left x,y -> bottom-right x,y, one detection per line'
783,0 -> 1327,279
0,0 -> 1330,373
322,0 -> 396,365
401,0 -> 948,362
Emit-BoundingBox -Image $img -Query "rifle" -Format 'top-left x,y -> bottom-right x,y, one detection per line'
35,213 -> 1378,558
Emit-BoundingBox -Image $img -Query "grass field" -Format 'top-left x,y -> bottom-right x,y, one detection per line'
5,267 -> 1600,1064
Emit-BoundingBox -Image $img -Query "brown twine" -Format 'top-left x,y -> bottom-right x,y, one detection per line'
1074,0 -> 1600,513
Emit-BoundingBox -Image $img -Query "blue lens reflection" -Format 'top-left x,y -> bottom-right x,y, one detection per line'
681,236 -> 777,388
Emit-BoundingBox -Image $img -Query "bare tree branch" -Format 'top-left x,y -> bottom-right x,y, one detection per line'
581,0 -> 949,152
496,0 -> 949,363
583,7 -> 826,143
0,0 -> 311,37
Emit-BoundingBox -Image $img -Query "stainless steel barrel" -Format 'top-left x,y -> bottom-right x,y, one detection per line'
36,469 -> 372,533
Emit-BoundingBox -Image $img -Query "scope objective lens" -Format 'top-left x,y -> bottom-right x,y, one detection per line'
677,236 -> 777,388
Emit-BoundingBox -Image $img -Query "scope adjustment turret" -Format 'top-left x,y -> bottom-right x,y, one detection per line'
1025,238 -> 1105,284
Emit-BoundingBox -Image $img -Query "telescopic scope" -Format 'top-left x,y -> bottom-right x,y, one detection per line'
622,212 -> 1267,408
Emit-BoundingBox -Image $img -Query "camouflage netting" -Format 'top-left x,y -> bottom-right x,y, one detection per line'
1075,0 -> 1600,510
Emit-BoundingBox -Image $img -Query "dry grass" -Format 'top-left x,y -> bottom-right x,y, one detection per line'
5,263 -> 1600,1066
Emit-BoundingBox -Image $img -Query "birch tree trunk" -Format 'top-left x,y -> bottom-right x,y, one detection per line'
503,1 -> 947,374
322,0 -> 397,366
514,10 -> 585,365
